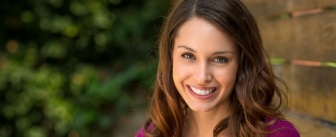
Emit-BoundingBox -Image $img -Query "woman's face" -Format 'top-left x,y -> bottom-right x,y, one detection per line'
172,17 -> 239,112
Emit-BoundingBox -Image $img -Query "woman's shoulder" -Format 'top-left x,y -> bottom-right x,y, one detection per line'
135,119 -> 300,137
266,117 -> 300,137
135,122 -> 155,137
135,128 -> 145,137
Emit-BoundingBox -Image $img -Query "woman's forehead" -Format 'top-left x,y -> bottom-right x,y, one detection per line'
174,17 -> 237,52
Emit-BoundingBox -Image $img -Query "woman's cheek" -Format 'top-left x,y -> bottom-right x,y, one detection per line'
173,58 -> 192,80
176,60 -> 193,76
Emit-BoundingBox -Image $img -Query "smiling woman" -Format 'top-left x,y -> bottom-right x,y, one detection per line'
136,0 -> 300,137
172,17 -> 238,116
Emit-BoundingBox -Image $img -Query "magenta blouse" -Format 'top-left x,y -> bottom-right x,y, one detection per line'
135,118 -> 300,137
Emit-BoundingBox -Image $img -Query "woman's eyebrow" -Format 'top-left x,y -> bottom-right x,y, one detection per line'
177,45 -> 195,52
178,45 -> 235,55
212,51 -> 235,55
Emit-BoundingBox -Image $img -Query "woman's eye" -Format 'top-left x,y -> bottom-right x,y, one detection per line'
181,52 -> 195,60
213,56 -> 229,63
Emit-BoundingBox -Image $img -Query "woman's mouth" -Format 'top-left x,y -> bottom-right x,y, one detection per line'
190,86 -> 216,96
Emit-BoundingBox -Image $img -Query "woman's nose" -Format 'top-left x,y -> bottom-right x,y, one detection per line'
193,63 -> 212,84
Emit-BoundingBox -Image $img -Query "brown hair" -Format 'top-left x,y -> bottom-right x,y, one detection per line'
144,0 -> 288,136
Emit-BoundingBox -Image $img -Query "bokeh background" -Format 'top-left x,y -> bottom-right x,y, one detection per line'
0,0 -> 169,136
0,0 -> 335,137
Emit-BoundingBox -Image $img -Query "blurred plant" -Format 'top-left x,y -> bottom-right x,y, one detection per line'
0,0 -> 168,137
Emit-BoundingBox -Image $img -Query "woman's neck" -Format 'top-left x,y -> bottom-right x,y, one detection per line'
184,102 -> 231,137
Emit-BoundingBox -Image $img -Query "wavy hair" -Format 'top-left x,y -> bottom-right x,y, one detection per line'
144,0 -> 288,136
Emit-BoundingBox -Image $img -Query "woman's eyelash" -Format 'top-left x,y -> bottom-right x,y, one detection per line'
181,52 -> 196,59
213,56 -> 229,63
180,53 -> 229,63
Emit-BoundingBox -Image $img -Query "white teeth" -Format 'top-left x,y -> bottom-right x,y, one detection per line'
190,86 -> 215,96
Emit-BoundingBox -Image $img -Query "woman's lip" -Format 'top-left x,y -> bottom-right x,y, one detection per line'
188,85 -> 216,90
187,85 -> 217,99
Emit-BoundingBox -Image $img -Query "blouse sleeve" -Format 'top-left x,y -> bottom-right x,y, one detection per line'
267,119 -> 300,137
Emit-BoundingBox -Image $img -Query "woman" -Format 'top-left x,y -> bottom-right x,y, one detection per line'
136,0 -> 300,136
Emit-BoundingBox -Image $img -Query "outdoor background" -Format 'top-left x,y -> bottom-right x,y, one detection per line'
0,0 -> 335,137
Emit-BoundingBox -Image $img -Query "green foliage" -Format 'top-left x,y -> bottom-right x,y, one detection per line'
0,0 -> 169,136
